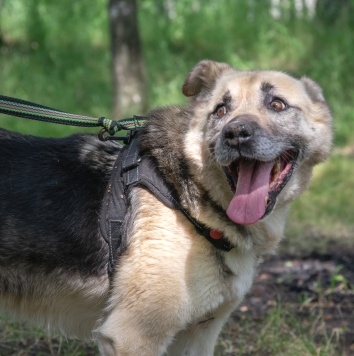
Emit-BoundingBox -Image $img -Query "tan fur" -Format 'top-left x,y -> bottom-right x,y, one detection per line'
1,60 -> 333,355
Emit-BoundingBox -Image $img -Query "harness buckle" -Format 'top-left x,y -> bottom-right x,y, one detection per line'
98,128 -> 137,143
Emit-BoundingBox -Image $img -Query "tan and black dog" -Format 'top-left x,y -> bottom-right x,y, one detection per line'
0,60 -> 332,355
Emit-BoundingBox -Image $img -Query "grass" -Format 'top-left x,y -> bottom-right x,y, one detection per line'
0,0 -> 354,354
284,152 -> 354,255
216,304 -> 340,356
0,316 -> 98,355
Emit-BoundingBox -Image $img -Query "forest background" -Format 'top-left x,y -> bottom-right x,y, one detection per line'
0,0 -> 353,355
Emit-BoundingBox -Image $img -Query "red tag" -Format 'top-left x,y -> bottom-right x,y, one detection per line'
210,230 -> 223,240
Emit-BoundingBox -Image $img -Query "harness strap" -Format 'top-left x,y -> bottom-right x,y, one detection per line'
99,146 -> 127,275
120,133 -> 234,252
124,159 -> 234,252
100,131 -> 234,274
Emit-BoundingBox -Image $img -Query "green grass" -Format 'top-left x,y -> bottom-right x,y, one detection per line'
217,306 -> 338,356
0,40 -> 111,137
0,316 -> 98,355
1,0 -> 354,354
285,152 -> 354,254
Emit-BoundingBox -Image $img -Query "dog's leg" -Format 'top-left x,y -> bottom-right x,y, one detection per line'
166,302 -> 236,356
95,307 -> 177,356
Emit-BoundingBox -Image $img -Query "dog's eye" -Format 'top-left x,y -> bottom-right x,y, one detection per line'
269,99 -> 287,112
215,105 -> 227,117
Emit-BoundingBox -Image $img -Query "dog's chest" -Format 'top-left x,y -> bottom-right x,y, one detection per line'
190,248 -> 257,318
120,188 -> 257,321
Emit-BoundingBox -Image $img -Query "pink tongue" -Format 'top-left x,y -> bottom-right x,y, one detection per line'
226,160 -> 275,225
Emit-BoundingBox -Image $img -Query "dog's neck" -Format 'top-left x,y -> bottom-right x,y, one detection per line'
138,108 -> 287,255
139,107 -> 197,205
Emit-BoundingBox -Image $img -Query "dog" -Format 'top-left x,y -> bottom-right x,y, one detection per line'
0,60 -> 332,355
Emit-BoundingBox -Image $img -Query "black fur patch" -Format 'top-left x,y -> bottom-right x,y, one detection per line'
261,82 -> 274,93
0,129 -> 120,277
139,106 -> 201,208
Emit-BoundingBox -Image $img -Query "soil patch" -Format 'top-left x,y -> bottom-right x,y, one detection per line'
227,251 -> 354,355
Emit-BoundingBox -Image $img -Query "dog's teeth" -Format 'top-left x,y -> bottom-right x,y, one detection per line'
274,160 -> 281,176
265,196 -> 270,207
269,160 -> 281,188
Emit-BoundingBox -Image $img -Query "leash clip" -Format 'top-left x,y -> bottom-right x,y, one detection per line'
98,128 -> 137,145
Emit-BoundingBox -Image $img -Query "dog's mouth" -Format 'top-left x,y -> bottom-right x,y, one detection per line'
223,150 -> 298,225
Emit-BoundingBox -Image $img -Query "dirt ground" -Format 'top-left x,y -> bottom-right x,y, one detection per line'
221,248 -> 354,355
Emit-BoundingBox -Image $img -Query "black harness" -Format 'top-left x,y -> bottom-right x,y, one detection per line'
99,130 -> 234,274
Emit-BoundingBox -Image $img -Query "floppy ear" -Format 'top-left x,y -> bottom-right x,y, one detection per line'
182,60 -> 233,97
300,77 -> 325,102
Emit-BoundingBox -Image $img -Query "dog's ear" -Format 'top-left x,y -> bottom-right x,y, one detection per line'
182,60 -> 233,97
300,77 -> 325,102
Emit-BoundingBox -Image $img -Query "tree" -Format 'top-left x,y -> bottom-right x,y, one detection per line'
316,0 -> 352,23
108,0 -> 147,118
0,0 -> 3,46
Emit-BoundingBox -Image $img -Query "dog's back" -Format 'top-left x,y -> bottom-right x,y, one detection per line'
0,129 -> 117,336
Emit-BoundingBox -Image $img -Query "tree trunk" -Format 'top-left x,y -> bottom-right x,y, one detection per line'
108,0 -> 147,118
0,0 -> 4,46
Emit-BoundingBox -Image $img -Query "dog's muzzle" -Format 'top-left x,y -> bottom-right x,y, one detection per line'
216,116 -> 298,226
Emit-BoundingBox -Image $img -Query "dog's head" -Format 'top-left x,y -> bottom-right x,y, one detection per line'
183,60 -> 333,226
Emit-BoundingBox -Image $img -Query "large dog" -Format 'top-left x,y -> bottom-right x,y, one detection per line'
0,60 -> 332,355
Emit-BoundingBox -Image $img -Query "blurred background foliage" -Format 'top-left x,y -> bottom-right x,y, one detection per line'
0,0 -> 353,251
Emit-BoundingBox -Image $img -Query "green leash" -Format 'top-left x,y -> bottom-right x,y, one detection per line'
0,95 -> 148,142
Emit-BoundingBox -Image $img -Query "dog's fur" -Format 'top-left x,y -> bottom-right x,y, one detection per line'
0,60 -> 332,355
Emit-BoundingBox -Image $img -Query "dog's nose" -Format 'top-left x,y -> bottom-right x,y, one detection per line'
222,118 -> 255,148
